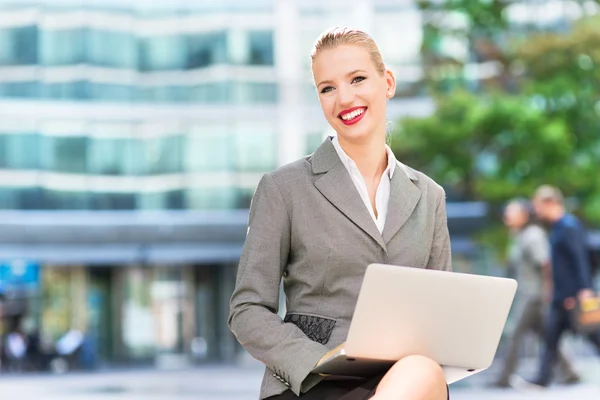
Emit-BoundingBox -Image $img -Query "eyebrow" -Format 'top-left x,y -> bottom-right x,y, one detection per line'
317,69 -> 367,88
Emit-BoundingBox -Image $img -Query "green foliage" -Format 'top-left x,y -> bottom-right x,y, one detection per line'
392,90 -> 575,202
418,0 -> 512,94
393,6 -> 600,228
418,0 -> 509,35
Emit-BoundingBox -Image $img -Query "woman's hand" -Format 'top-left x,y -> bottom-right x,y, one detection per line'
578,288 -> 595,302
564,289 -> 596,310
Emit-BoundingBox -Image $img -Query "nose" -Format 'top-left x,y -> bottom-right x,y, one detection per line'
337,84 -> 355,108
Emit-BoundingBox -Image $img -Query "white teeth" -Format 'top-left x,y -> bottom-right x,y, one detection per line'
341,108 -> 364,121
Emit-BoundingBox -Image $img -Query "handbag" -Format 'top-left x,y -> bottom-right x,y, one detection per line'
570,295 -> 600,333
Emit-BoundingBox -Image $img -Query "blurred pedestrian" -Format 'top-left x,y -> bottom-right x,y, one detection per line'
491,199 -> 579,388
523,185 -> 600,388
24,328 -> 43,371
5,329 -> 27,372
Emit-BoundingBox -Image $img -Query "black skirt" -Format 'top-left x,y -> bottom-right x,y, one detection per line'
265,375 -> 450,400
265,375 -> 381,400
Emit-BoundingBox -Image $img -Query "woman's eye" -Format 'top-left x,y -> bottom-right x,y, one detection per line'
319,77 -> 364,93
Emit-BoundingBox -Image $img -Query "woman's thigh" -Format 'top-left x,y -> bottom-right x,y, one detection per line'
265,373 -> 449,400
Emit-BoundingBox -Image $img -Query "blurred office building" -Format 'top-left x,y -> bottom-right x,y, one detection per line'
0,0 -> 590,369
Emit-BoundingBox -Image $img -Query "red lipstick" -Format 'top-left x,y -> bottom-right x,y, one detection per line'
338,106 -> 367,126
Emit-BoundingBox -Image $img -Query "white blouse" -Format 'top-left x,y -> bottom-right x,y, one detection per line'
330,136 -> 396,234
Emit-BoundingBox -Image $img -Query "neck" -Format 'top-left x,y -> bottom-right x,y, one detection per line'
338,133 -> 388,180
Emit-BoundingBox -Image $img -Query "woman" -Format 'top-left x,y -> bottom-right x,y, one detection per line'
229,27 -> 451,400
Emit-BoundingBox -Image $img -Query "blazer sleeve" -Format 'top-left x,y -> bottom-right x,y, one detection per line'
228,173 -> 327,396
425,186 -> 452,272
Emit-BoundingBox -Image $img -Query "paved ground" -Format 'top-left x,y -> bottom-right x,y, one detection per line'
0,357 -> 598,400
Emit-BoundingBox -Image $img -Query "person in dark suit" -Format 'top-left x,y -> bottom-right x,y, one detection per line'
229,27 -> 452,400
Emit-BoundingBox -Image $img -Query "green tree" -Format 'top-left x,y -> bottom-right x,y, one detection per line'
393,7 -> 600,226
393,90 -> 572,200
516,20 -> 600,223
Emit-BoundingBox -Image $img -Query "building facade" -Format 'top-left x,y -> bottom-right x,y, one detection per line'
0,0 -> 594,368
0,0 -> 436,368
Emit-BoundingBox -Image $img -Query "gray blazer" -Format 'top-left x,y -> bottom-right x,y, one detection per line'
228,138 -> 452,399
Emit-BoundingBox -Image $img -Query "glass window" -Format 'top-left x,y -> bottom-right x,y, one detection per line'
136,86 -> 189,103
42,136 -> 88,173
0,188 -> 17,209
236,187 -> 255,209
144,135 -> 183,175
186,188 -> 237,210
248,30 -> 274,65
0,135 -> 6,168
88,29 -> 137,69
299,5 -> 328,15
43,189 -> 89,210
12,187 -> 44,210
0,82 -> 39,98
306,132 -> 326,155
187,32 -> 228,69
227,29 -> 274,66
39,29 -> 85,66
122,267 -> 155,359
137,190 -> 184,210
0,26 -> 38,65
41,81 -> 89,100
134,9 -> 180,18
185,126 -> 234,172
89,83 -> 134,102
233,82 -> 277,104
373,12 -> 422,65
189,82 -> 231,103
236,131 -> 277,172
151,267 -> 186,354
0,135 -> 4,163
89,192 -> 136,210
138,35 -> 186,72
87,137 -> 140,175
299,28 -> 323,69
88,137 -> 119,175
303,82 -> 318,105
124,141 -> 146,176
185,0 -> 273,13
227,29 -> 250,65
0,134 -> 39,169
41,268 -> 74,342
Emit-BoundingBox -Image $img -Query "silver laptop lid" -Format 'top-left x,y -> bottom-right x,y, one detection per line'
345,263 -> 517,370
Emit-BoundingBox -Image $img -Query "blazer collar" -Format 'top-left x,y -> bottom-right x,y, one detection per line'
382,162 -> 421,244
311,137 -> 340,174
311,137 -> 422,251
312,137 -> 418,182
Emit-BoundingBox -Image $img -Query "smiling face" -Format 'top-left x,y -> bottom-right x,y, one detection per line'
312,44 -> 395,145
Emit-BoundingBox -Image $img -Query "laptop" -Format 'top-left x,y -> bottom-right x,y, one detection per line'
311,263 -> 518,384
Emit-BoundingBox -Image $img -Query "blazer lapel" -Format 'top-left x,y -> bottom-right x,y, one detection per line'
312,138 -> 387,251
382,162 -> 422,244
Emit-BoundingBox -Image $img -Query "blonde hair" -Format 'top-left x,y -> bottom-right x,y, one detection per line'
311,27 -> 386,76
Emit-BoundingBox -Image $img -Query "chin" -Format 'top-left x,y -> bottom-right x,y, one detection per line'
336,126 -> 375,143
